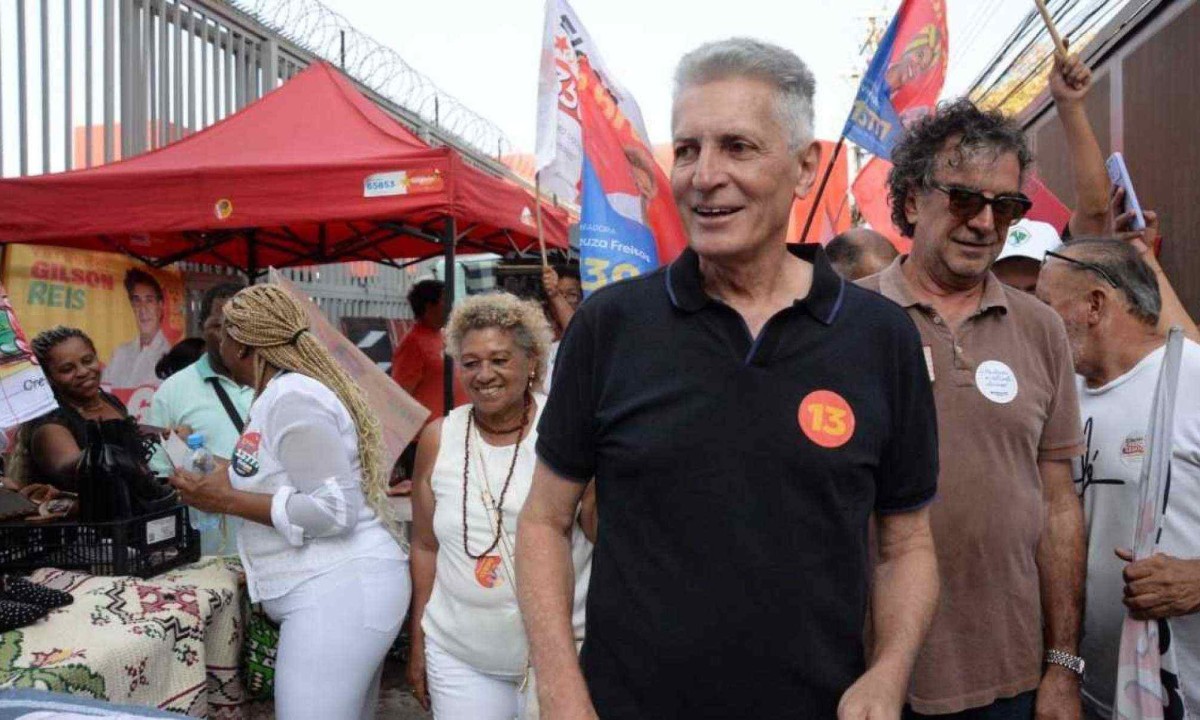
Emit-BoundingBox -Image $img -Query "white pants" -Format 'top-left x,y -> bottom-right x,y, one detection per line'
426,636 -> 529,720
263,557 -> 410,720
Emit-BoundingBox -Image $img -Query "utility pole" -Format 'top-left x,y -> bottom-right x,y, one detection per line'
846,8 -> 891,179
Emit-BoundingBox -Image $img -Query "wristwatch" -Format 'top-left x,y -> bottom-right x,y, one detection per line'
1044,649 -> 1086,678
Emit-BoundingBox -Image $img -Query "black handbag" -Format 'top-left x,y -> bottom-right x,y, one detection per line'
75,419 -> 176,522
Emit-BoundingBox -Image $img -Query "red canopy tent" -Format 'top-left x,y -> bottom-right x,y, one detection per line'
0,61 -> 570,278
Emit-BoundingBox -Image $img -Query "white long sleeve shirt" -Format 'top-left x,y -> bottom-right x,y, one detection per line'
230,371 -> 403,602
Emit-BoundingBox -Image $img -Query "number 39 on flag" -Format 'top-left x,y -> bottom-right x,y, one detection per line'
581,258 -> 641,293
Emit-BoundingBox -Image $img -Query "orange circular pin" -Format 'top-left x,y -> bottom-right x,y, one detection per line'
798,390 -> 856,448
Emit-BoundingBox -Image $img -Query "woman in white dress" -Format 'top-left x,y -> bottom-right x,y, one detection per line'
170,284 -> 408,720
406,292 -> 592,719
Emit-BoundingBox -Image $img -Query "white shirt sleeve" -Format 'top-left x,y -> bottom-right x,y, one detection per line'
264,385 -> 365,546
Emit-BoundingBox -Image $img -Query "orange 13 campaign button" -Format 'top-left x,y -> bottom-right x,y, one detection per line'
798,390 -> 856,448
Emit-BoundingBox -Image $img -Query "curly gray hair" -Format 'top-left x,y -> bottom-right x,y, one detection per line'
443,292 -> 554,391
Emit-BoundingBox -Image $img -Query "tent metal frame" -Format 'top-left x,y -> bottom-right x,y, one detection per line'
98,212 -> 494,415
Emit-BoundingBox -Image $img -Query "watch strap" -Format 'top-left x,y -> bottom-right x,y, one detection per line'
1044,648 -> 1085,677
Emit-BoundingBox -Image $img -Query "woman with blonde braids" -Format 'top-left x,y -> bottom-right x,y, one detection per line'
170,284 -> 408,720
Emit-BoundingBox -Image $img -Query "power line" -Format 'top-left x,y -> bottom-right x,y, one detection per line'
970,0 -> 1082,100
984,0 -> 1126,111
966,2 -> 1048,96
972,0 -> 1125,107
950,2 -> 1000,68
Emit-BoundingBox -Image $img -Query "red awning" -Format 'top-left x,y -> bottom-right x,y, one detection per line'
0,61 -> 569,273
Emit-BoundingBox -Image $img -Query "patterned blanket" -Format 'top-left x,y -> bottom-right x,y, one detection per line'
0,557 -> 246,718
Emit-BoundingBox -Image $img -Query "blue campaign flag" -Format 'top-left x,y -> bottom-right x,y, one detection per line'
843,0 -> 949,160
577,156 -> 661,292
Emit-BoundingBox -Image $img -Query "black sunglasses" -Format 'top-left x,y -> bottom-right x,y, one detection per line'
1042,250 -> 1120,289
928,181 -> 1033,226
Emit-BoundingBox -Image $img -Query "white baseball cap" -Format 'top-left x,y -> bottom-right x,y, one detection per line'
997,219 -> 1061,263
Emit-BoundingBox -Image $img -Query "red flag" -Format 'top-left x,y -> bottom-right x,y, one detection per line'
1024,171 -> 1072,233
576,55 -> 688,268
885,0 -> 949,123
851,158 -> 911,254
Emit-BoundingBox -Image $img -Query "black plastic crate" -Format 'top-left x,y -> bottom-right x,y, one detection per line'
0,504 -> 201,578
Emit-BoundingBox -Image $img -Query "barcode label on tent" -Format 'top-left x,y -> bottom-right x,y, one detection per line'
364,171 -> 409,198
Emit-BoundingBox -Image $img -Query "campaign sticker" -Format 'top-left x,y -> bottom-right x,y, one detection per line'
474,555 -> 504,588
232,431 -> 262,478
364,169 -> 443,198
1120,433 -> 1146,467
798,390 -> 856,449
975,361 -> 1018,404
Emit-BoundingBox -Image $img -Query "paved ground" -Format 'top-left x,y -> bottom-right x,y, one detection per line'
376,656 -> 432,719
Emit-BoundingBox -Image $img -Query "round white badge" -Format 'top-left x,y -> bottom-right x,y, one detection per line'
975,360 -> 1019,404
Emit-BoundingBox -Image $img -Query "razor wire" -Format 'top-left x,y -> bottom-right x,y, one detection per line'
229,0 -> 515,159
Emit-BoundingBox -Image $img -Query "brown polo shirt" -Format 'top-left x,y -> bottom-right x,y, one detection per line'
859,258 -> 1083,714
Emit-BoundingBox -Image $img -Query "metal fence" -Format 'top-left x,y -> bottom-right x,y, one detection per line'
181,260 -> 419,331
0,0 -> 510,177
3,0 -> 280,175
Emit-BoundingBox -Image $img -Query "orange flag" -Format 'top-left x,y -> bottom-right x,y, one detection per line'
787,140 -> 852,244
851,158 -> 911,254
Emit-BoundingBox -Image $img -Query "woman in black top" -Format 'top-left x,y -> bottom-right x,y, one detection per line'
9,327 -> 137,490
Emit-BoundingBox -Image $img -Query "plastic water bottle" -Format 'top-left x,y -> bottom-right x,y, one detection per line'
185,433 -> 215,474
183,433 -> 226,552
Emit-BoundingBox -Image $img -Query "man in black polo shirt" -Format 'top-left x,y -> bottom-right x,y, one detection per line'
517,38 -> 940,720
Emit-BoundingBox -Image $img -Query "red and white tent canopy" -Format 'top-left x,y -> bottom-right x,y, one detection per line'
0,61 -> 570,275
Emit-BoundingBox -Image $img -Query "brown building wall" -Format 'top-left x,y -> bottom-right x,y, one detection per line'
1021,0 -> 1200,320
1030,74 -> 1111,201
1123,1 -> 1200,320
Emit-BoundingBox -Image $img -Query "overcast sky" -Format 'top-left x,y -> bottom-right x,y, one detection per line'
0,0 -> 1036,175
331,0 -> 1032,151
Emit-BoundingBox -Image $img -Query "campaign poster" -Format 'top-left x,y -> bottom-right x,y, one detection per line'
2,245 -> 187,422
0,281 -> 58,429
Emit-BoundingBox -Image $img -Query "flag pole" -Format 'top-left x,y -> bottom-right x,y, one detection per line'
535,171 -> 548,267
1032,0 -> 1069,59
799,137 -> 845,243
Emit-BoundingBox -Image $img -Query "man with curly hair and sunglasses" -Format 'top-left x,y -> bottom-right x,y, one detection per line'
859,99 -> 1086,720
